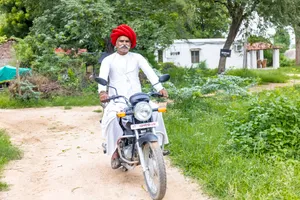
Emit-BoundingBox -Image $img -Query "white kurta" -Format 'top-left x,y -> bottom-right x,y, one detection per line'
98,52 -> 169,155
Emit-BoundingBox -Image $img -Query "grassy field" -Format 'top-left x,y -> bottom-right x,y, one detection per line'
0,89 -> 99,109
164,89 -> 300,199
1,66 -> 300,198
0,129 -> 21,191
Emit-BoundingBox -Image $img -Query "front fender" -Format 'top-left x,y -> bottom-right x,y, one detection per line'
138,133 -> 158,147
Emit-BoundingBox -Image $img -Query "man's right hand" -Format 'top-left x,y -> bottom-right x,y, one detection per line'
99,91 -> 109,103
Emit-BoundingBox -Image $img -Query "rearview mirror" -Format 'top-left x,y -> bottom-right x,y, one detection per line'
95,77 -> 108,86
159,74 -> 170,83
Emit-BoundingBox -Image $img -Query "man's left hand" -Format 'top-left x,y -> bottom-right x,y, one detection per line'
159,89 -> 168,98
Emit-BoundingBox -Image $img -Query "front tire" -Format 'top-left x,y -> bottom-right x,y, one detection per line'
142,141 -> 167,200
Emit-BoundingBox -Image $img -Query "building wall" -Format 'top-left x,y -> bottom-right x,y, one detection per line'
158,39 -> 244,69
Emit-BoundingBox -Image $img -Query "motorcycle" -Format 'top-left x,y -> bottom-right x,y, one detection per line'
95,74 -> 170,200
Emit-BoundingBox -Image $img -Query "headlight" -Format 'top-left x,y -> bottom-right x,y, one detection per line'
134,102 -> 152,121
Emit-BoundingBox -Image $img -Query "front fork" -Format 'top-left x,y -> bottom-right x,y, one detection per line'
135,127 -> 165,172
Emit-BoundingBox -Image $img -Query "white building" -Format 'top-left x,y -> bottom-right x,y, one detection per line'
155,38 -> 244,69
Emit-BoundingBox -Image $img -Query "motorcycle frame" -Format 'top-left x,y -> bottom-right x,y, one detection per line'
117,125 -> 165,172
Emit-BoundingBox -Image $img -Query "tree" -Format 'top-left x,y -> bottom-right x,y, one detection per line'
258,0 -> 300,65
190,0 -> 271,73
23,0 -> 58,18
183,1 -> 230,38
0,0 -> 60,38
106,0 -> 186,54
212,0 -> 261,73
273,28 -> 290,53
0,0 -> 32,37
29,0 -> 114,52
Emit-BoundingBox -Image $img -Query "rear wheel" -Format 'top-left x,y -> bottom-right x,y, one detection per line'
142,141 -> 167,200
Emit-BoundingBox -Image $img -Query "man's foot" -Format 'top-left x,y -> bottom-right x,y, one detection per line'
162,149 -> 170,156
111,150 -> 121,169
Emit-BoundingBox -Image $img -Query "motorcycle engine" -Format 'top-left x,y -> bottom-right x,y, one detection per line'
123,144 -> 133,160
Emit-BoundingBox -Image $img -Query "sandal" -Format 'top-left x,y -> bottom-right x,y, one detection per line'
111,150 -> 121,169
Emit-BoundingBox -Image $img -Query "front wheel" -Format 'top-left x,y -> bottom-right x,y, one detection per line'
142,141 -> 167,200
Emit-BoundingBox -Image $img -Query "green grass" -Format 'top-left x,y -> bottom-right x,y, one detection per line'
225,68 -> 289,84
0,129 -> 22,191
278,66 -> 300,74
1,65 -> 300,198
164,93 -> 300,199
0,89 -> 99,108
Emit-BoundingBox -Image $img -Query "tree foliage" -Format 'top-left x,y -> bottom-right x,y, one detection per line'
258,0 -> 300,64
14,0 -> 189,91
273,28 -> 290,53
183,1 -> 230,38
0,0 -> 32,37
212,0 -> 262,73
15,0 -> 115,85
107,0 -> 186,54
30,0 -> 114,52
23,0 -> 58,18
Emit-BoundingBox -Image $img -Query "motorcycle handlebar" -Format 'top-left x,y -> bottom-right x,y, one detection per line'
107,95 -> 126,101
149,92 -> 163,98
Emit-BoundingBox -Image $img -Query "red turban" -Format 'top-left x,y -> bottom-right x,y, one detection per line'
110,24 -> 137,48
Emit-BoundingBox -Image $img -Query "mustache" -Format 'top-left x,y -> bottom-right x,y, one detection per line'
119,44 -> 130,49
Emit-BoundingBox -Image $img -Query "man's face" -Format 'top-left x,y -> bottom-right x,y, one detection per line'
116,36 -> 131,55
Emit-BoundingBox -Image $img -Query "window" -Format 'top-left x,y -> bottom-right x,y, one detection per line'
234,44 -> 243,53
158,50 -> 163,62
191,50 -> 199,63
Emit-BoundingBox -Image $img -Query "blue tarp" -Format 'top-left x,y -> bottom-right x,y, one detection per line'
0,65 -> 31,83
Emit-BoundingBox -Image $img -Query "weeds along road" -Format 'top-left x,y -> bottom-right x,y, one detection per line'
0,106 -> 210,200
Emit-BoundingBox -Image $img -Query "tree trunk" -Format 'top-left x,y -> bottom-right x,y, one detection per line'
295,26 -> 300,66
105,37 -> 114,53
218,16 -> 244,74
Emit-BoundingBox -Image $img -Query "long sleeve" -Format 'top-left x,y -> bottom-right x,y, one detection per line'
98,55 -> 111,93
137,54 -> 163,91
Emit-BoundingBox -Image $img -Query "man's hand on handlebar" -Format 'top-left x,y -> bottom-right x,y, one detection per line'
99,91 -> 109,103
159,88 -> 168,98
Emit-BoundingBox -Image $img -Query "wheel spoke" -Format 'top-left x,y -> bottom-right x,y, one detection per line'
143,141 -> 166,200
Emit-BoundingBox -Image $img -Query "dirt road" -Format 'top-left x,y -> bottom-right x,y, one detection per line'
0,106 -> 209,200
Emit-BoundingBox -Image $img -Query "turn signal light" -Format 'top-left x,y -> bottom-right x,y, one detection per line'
158,107 -> 167,112
117,112 -> 126,117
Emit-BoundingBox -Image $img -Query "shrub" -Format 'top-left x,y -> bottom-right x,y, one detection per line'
158,62 -> 217,89
201,75 -> 256,96
226,89 -> 300,160
0,35 -> 7,45
280,54 -> 295,67
9,80 -> 40,101
158,62 -> 178,72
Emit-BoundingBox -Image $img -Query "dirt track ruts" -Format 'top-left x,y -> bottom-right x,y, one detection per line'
0,106 -> 210,200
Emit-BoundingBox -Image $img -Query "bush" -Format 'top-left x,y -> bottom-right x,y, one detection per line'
158,61 -> 217,89
201,75 -> 256,96
226,89 -> 300,160
280,54 -> 295,67
0,35 -> 7,45
9,80 -> 40,101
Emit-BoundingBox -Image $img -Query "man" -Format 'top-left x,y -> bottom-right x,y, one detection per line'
98,24 -> 169,169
